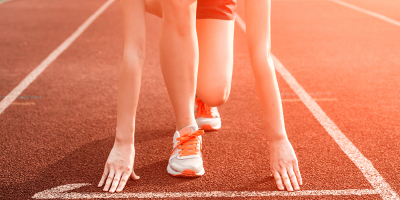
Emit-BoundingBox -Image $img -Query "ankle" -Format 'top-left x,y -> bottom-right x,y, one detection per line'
176,123 -> 197,131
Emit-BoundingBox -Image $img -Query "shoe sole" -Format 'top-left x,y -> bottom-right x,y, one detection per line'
167,164 -> 205,177
196,118 -> 221,131
200,124 -> 220,131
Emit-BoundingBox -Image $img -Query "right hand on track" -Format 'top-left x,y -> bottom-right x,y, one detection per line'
268,138 -> 302,191
98,141 -> 140,193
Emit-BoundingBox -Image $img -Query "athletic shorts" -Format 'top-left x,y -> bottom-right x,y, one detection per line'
197,0 -> 237,20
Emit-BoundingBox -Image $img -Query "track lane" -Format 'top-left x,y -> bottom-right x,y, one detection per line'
0,0 -> 107,96
265,0 -> 400,197
0,0 -> 115,115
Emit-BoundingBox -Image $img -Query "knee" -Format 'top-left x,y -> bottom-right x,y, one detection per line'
197,86 -> 231,107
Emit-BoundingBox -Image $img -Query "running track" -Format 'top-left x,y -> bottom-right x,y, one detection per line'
0,0 -> 399,199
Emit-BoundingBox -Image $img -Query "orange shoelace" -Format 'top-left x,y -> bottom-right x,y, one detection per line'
173,130 -> 204,157
195,98 -> 213,118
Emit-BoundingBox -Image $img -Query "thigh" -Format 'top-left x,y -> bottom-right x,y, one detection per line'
197,0 -> 237,20
196,19 -> 235,99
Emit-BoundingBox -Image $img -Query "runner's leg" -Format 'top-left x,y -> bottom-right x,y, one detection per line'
145,1 -> 235,107
159,0 -> 199,130
196,19 -> 234,107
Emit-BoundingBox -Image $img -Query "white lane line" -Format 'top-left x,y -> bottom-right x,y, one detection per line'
0,0 -> 115,115
32,183 -> 379,199
236,14 -> 399,200
329,0 -> 400,27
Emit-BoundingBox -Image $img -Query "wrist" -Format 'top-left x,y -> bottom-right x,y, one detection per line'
264,126 -> 288,143
268,134 -> 289,143
115,127 -> 135,145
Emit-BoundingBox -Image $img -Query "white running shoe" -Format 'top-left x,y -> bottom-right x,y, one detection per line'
167,125 -> 205,177
195,98 -> 221,131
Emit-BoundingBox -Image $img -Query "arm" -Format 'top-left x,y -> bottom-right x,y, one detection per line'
244,0 -> 302,191
98,0 -> 146,193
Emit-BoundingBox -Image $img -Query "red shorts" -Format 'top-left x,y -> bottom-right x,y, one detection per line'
197,0 -> 237,20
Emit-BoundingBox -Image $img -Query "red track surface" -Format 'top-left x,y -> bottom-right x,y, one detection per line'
0,0 -> 399,199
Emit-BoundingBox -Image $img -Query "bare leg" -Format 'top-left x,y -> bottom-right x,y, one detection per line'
159,0 -> 198,130
196,19 -> 234,107
145,1 -> 234,107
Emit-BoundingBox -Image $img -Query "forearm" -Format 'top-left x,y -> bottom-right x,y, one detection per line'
250,54 -> 287,142
115,58 -> 144,144
245,0 -> 287,142
116,0 -> 146,144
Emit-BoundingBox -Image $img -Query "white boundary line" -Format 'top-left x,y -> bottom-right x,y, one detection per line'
329,0 -> 400,27
235,14 -> 399,200
0,0 -> 115,115
32,183 -> 379,199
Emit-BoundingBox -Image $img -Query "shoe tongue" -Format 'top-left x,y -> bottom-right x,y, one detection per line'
179,125 -> 198,137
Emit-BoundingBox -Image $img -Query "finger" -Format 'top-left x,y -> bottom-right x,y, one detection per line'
280,168 -> 294,192
116,171 -> 131,192
103,168 -> 115,192
109,170 -> 123,193
130,171 -> 140,180
293,162 -> 303,185
272,171 -> 285,191
98,166 -> 109,187
287,166 -> 300,191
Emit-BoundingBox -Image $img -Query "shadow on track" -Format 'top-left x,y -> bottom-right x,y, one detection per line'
0,128 -> 196,199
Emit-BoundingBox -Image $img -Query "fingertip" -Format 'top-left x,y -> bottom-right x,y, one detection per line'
131,174 -> 140,180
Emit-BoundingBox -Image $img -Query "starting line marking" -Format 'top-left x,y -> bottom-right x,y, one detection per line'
236,14 -> 400,200
33,183 -> 379,199
0,0 -> 115,115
